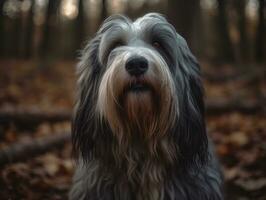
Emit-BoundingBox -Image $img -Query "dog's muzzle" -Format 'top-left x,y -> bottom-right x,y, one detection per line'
124,55 -> 151,93
125,56 -> 148,77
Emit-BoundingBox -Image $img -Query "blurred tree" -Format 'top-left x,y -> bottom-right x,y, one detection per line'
168,0 -> 201,52
215,0 -> 235,62
40,0 -> 61,59
75,0 -> 85,51
234,0 -> 248,62
256,0 -> 265,62
101,0 -> 107,21
0,0 -> 5,57
24,0 -> 35,59
13,7 -> 22,57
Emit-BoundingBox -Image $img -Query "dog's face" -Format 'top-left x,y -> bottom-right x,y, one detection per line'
73,13 -> 208,168
97,14 -> 178,141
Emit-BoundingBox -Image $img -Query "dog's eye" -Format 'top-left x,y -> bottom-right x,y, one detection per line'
152,41 -> 161,49
106,41 -> 124,61
111,41 -> 123,50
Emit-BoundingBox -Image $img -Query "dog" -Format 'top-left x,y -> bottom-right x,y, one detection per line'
70,13 -> 223,200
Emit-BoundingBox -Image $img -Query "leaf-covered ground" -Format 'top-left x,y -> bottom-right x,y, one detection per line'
0,60 -> 265,200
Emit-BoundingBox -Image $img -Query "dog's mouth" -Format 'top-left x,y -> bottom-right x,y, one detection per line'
127,82 -> 150,92
124,77 -> 152,93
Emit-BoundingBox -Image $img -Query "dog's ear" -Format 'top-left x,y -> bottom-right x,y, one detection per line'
72,16 -> 131,161
72,35 -> 103,160
174,35 -> 208,169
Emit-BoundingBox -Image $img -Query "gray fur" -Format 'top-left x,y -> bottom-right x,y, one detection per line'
70,13 -> 223,200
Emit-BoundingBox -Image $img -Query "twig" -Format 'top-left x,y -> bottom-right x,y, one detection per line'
0,97 -> 264,129
0,132 -> 71,167
206,99 -> 265,115
203,68 -> 266,83
0,107 -> 71,127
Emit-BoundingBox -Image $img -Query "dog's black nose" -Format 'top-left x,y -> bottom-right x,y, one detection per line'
125,56 -> 148,76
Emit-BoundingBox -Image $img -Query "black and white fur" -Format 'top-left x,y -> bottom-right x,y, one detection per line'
70,13 -> 223,200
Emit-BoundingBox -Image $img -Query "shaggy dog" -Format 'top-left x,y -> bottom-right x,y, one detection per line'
70,13 -> 223,200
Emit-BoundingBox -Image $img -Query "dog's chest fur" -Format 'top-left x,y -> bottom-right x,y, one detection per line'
83,140 -> 172,199
71,140 -> 222,200
71,153 -> 222,200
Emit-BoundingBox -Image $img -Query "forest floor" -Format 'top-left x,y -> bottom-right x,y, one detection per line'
0,60 -> 265,200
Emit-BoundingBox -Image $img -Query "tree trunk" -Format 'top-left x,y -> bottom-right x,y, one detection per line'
216,0 -> 235,62
24,0 -> 35,59
167,0 -> 201,52
0,0 -> 6,57
256,0 -> 265,62
101,0 -> 108,22
235,0 -> 248,62
75,0 -> 85,52
40,0 -> 60,59
13,12 -> 23,58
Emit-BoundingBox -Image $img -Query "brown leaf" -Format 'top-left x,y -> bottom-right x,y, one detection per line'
236,178 -> 266,191
226,131 -> 249,147
41,154 -> 60,176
